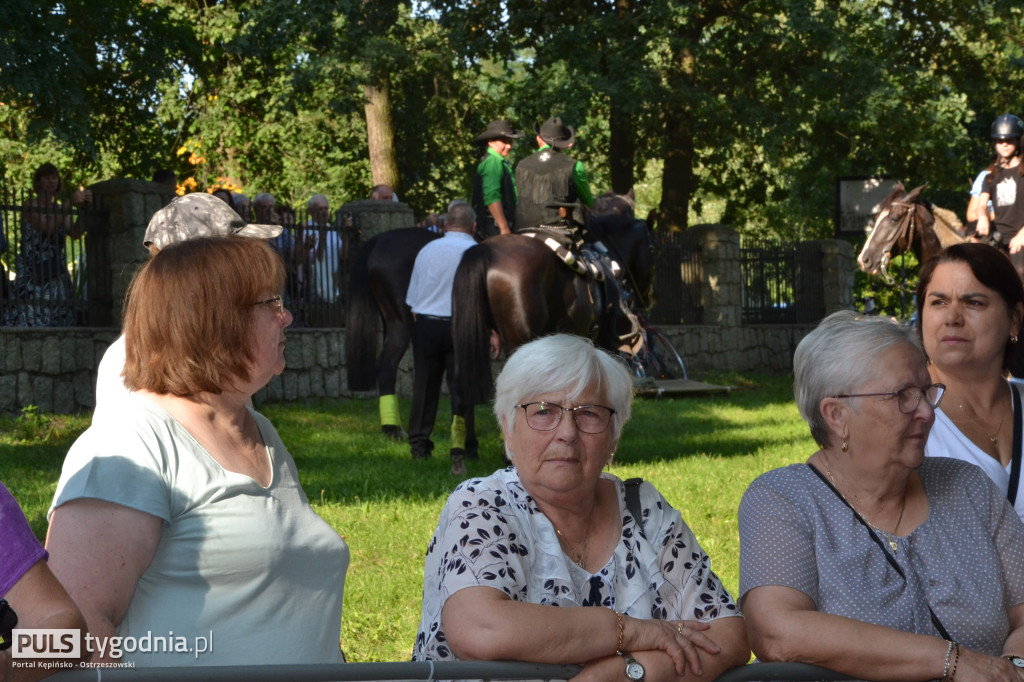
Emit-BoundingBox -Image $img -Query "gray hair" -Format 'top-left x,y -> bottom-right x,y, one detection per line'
308,193 -> 329,209
493,334 -> 633,459
795,310 -> 924,448
447,201 -> 476,230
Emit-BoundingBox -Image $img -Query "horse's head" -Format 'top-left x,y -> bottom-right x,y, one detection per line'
589,190 -> 657,310
857,183 -> 933,282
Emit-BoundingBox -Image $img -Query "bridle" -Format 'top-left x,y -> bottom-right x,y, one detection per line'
877,200 -> 919,285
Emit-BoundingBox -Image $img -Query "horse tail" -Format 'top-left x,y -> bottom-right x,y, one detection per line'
453,244 -> 496,405
345,235 -> 380,391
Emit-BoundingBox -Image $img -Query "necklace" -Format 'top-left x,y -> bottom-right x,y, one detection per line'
955,389 -> 1008,446
554,503 -> 596,570
823,452 -> 907,552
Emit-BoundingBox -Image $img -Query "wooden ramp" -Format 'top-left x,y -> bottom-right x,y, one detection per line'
634,377 -> 733,398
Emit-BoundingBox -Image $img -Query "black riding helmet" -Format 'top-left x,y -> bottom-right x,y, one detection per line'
991,113 -> 1024,140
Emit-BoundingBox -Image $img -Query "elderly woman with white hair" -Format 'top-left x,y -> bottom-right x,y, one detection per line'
413,333 -> 748,681
739,311 -> 1024,681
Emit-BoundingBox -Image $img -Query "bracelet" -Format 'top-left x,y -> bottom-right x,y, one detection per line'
948,642 -> 960,681
942,640 -> 954,680
615,610 -> 625,654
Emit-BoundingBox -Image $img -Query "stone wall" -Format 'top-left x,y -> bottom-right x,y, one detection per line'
1,322 -> 825,414
0,328 -> 120,415
0,185 -> 858,414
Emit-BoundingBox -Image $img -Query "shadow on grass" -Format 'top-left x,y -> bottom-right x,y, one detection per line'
1,372 -> 807,535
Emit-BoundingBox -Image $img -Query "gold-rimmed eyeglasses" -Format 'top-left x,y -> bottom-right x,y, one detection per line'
251,295 -> 284,314
516,401 -> 616,434
835,383 -> 945,414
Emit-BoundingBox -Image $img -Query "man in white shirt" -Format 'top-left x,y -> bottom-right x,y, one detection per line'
405,201 -> 478,475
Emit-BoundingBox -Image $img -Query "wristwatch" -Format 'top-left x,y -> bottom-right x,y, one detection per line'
618,650 -> 645,680
0,599 -> 18,651
1005,654 -> 1024,668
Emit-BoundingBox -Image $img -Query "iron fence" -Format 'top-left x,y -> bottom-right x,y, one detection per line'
271,210 -> 359,329
740,237 -> 797,324
0,188 -> 109,327
647,231 -> 704,325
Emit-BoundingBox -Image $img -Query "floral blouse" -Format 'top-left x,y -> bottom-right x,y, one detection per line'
413,467 -> 740,663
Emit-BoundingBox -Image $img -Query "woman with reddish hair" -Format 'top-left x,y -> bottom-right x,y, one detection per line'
46,236 -> 349,668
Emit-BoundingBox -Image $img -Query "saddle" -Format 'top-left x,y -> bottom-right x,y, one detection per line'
519,226 -> 641,353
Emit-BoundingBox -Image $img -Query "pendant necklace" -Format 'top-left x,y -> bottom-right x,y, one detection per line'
955,390 -> 1007,446
823,452 -> 906,552
555,503 -> 596,570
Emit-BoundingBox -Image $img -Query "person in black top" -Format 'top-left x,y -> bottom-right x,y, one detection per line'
977,114 -> 1024,278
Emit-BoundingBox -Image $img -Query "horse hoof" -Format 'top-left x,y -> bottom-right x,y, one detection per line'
382,425 -> 409,441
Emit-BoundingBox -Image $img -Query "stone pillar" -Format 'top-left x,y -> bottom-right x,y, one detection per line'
87,179 -> 174,325
339,199 -> 416,243
795,239 -> 855,322
689,224 -> 742,326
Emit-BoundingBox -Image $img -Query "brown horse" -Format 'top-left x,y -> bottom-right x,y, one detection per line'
857,183 -> 969,282
452,203 -> 656,405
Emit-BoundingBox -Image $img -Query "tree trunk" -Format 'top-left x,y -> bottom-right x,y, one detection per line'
364,76 -> 400,190
658,43 -> 697,232
658,110 -> 695,232
609,103 -> 635,194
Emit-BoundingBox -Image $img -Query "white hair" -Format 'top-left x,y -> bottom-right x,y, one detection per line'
795,310 -> 924,447
493,334 -> 633,459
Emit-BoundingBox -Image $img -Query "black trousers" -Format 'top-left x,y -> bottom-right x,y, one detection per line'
408,316 -> 476,457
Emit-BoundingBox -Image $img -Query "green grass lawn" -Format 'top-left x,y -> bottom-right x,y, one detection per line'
0,372 -> 814,663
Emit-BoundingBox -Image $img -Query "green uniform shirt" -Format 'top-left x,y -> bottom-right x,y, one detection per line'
478,147 -> 517,207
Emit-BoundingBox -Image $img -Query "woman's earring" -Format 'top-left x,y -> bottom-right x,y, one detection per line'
1012,335 -> 1019,343
841,441 -> 849,453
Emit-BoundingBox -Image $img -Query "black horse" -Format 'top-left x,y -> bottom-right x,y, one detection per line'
452,201 -> 656,405
345,227 -> 440,439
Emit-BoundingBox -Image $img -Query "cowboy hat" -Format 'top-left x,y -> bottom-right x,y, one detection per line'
473,120 -> 524,143
535,117 -> 576,149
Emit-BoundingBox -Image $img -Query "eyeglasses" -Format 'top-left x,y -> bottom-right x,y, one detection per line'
251,295 -> 285,315
516,402 -> 616,434
835,383 -> 945,414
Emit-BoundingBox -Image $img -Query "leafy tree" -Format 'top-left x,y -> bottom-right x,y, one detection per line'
0,0 -> 193,179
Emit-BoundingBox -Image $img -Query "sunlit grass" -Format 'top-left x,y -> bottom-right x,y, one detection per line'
0,373 -> 813,663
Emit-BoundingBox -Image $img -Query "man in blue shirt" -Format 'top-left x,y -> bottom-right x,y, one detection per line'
405,200 -> 479,474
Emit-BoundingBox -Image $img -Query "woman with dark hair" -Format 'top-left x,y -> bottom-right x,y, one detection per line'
918,242 -> 1024,519
975,114 -> 1024,278
7,162 -> 91,326
46,237 -> 349,667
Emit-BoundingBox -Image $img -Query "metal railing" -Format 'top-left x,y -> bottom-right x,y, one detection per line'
0,188 -> 108,327
50,661 -> 853,681
271,212 -> 358,329
739,237 -> 797,324
647,231 -> 704,325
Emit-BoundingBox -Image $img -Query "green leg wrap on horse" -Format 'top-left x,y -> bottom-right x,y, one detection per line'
451,415 -> 466,450
379,394 -> 402,427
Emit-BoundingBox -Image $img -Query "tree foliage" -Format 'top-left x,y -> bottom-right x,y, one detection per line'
2,0 -> 1023,233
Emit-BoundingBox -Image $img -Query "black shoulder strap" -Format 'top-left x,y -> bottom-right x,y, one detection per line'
806,464 -> 952,641
1008,383 -> 1022,507
623,477 -> 644,534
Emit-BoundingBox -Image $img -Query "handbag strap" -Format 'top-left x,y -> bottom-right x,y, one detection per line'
806,464 -> 952,640
1008,383 -> 1022,507
623,477 -> 645,535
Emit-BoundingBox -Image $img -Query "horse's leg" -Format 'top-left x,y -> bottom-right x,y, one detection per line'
376,308 -> 414,440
